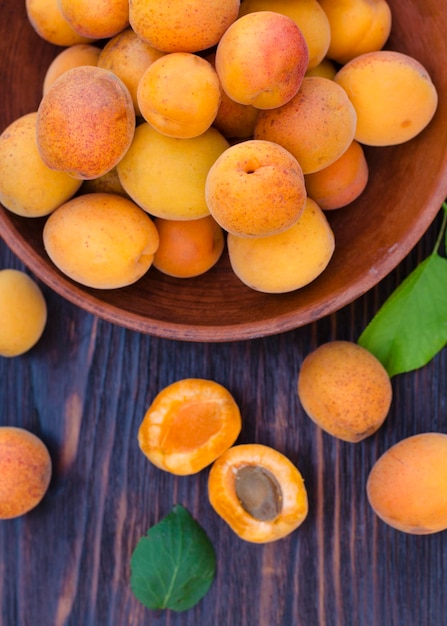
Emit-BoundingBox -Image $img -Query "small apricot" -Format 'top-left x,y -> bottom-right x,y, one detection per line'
366,433 -> 447,534
0,426 -> 52,519
26,0 -> 94,46
0,270 -> 47,358
297,341 -> 392,442
153,216 -> 225,278
43,44 -> 101,95
208,443 -> 308,543
304,140 -> 369,210
138,379 -> 242,476
58,0 -> 129,39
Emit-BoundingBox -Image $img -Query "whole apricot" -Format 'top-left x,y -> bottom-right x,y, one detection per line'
138,378 -> 242,475
36,66 -> 135,180
129,0 -> 240,53
255,76 -> 357,174
58,0 -> 129,39
43,193 -> 159,289
334,50 -> 438,146
0,427 -> 52,519
215,11 -> 309,110
208,443 -> 308,543
297,341 -> 392,442
0,112 -> 81,218
205,139 -> 307,238
43,44 -> 101,95
153,216 -> 225,278
227,197 -> 334,293
116,123 -> 229,220
0,270 -> 47,358
137,53 -> 221,139
367,433 -> 447,534
26,0 -> 94,46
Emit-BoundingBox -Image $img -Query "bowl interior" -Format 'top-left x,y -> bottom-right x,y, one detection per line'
1,0 -> 447,341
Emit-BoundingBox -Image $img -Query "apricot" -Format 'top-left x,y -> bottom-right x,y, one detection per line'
227,197 -> 334,293
305,58 -> 337,80
215,11 -> 309,110
97,28 -> 165,116
208,443 -> 308,543
238,0 -> 330,70
58,0 -> 129,39
334,50 -> 438,146
153,216 -> 225,278
319,0 -> 392,65
138,378 -> 242,476
36,66 -> 135,180
43,44 -> 101,95
0,427 -> 52,519
116,123 -> 229,220
205,139 -> 306,238
26,0 -> 94,46
0,112 -> 81,218
297,341 -> 392,443
129,0 -> 240,53
137,53 -> 221,139
304,140 -> 369,210
80,167 -> 128,198
0,270 -> 47,358
254,76 -> 357,174
366,433 -> 447,534
43,193 -> 159,289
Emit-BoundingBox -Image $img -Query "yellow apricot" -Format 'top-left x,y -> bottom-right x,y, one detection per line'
227,197 -> 334,293
58,0 -> 129,39
297,341 -> 392,442
153,216 -> 225,278
205,139 -> 307,238
0,112 -> 81,218
254,76 -> 357,174
137,53 -> 221,139
320,0 -> 392,64
26,0 -> 94,46
304,140 -> 369,210
367,433 -> 447,534
208,443 -> 308,543
43,193 -> 159,289
334,50 -> 438,146
138,378 -> 242,475
0,427 -> 52,519
36,66 -> 135,180
116,123 -> 229,220
129,0 -> 240,53
305,58 -> 337,80
0,270 -> 47,358
215,11 -> 309,110
80,167 -> 128,198
239,0 -> 330,70
43,44 -> 101,95
97,28 -> 165,116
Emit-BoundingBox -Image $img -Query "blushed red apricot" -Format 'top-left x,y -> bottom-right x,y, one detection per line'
208,443 -> 308,543
138,379 -> 242,475
367,433 -> 447,534
297,341 -> 392,442
0,427 -> 52,519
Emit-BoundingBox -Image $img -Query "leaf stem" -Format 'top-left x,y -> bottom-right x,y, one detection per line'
432,201 -> 447,256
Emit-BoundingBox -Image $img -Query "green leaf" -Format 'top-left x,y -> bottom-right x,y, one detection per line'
130,504 -> 216,613
358,254 -> 447,377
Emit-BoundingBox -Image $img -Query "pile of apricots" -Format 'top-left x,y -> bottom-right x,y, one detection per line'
1,0 -> 446,540
0,0 -> 439,293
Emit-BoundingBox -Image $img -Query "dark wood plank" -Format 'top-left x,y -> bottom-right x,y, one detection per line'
1,215 -> 447,626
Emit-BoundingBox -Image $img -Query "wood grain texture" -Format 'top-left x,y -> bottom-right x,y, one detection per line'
1,215 -> 447,626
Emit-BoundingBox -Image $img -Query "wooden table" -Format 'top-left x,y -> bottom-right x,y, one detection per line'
1,213 -> 446,626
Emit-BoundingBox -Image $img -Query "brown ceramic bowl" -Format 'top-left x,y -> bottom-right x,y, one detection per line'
1,1 -> 447,342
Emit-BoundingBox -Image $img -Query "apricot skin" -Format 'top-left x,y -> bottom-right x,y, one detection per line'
208,443 -> 308,543
297,341 -> 392,442
367,433 -> 447,534
0,427 -> 52,519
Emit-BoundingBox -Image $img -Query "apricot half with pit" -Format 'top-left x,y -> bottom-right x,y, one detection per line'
138,378 -> 242,475
208,443 -> 308,543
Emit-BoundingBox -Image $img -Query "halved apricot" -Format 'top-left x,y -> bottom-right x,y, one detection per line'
138,378 -> 242,475
208,443 -> 308,542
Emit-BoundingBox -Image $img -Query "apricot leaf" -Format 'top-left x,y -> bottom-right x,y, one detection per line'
130,504 -> 216,612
